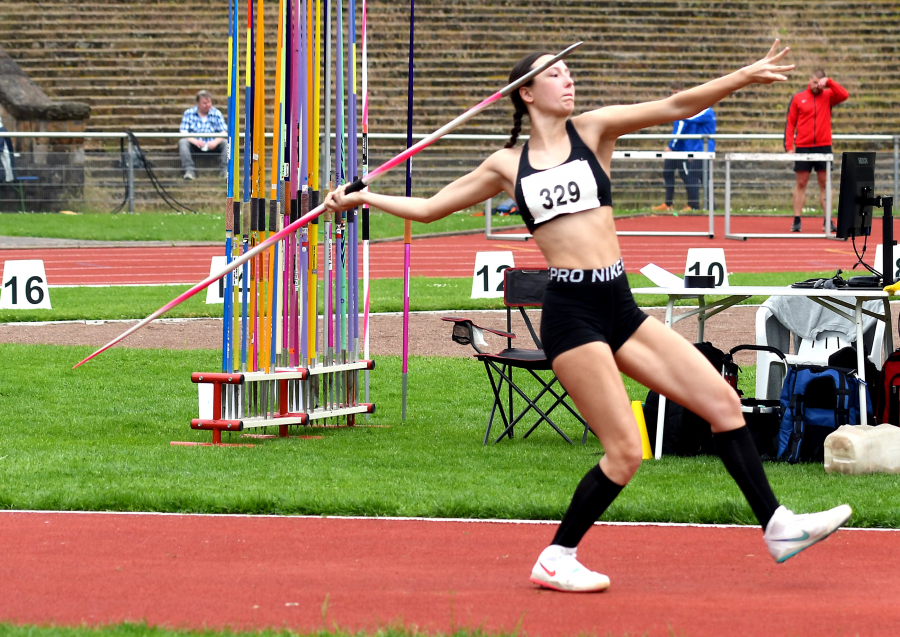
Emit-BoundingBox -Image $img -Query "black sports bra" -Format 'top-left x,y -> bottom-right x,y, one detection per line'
513,120 -> 612,234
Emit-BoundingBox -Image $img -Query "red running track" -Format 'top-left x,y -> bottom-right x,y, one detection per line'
1,511 -> 898,636
0,215 -> 880,286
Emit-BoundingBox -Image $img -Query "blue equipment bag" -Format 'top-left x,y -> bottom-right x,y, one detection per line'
777,365 -> 872,463
495,198 -> 518,215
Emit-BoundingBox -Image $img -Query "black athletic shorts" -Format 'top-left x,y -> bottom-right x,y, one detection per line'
793,145 -> 832,173
540,259 -> 649,364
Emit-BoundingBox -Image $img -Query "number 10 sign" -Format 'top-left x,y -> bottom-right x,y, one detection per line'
684,248 -> 729,287
0,260 -> 52,309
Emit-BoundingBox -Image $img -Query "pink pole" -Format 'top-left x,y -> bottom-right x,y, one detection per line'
402,243 -> 411,373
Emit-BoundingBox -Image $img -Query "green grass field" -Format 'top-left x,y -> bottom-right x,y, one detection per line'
0,271 -> 837,324
2,343 -> 898,526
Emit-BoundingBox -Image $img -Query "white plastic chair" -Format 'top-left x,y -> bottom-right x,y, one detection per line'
754,306 -> 884,400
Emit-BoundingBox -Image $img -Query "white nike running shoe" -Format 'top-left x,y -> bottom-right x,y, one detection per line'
764,504 -> 853,563
530,544 -> 610,592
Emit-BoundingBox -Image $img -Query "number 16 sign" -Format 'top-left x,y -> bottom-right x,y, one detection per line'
0,260 -> 52,309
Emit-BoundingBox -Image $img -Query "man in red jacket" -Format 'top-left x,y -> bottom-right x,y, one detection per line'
785,69 -> 849,232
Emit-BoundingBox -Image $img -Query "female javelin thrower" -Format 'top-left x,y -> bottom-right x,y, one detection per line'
325,41 -> 852,593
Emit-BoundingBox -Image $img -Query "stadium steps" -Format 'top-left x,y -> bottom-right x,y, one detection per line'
0,0 -> 898,202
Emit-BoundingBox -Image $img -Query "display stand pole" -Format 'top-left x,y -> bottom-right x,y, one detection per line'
883,196 -> 894,286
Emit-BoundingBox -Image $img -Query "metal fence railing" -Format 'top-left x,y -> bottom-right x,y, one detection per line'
1,132 -> 898,215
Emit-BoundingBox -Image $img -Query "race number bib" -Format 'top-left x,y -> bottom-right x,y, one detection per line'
520,159 -> 600,225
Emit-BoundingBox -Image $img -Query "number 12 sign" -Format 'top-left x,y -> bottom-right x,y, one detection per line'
471,251 -> 515,299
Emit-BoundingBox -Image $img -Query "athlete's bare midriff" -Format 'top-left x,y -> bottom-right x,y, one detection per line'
530,205 -> 622,270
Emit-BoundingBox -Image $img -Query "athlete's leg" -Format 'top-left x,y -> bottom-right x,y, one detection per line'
663,158 -> 676,206
681,159 -> 701,210
793,170 -> 810,216
556,342 -> 643,484
614,318 -> 779,529
816,168 -> 828,213
530,342 -> 639,592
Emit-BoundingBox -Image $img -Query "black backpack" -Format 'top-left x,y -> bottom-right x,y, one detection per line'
828,345 -> 881,417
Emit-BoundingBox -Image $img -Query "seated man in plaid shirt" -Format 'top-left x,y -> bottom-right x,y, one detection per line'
179,90 -> 227,180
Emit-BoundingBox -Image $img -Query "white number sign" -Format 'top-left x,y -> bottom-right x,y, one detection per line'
0,260 -> 51,309
205,255 -> 246,304
684,248 -> 729,287
874,244 -> 900,282
471,251 -> 515,299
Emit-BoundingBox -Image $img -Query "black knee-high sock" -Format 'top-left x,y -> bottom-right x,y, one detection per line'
714,426 -> 780,529
552,464 -> 624,548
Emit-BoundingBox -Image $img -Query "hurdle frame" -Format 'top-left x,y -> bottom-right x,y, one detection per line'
723,152 -> 834,240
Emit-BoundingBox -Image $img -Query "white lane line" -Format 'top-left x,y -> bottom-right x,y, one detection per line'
0,509 -> 894,532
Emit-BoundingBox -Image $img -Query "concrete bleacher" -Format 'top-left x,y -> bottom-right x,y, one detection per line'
0,0 -> 898,206
2,0 -> 898,137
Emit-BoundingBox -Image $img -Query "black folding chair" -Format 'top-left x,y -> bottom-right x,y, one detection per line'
442,268 -> 589,445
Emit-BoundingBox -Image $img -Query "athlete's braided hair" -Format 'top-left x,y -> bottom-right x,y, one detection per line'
504,51 -> 550,149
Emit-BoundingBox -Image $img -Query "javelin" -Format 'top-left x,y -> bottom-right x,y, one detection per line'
73,41 -> 583,369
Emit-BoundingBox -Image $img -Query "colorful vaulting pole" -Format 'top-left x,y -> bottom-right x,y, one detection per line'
361,0 -> 370,406
323,0 -> 333,405
241,0 -> 254,374
335,0 -> 345,384
73,43 -> 584,367
281,0 -> 293,368
299,0 -> 309,376
254,0 -> 266,374
401,0 -> 414,421
223,0 -> 238,373
349,0 -> 359,379
231,0 -> 242,374
270,0 -> 287,374
288,0 -> 301,369
307,0 -> 321,373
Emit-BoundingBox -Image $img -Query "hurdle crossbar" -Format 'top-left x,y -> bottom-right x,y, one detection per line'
724,152 -> 834,240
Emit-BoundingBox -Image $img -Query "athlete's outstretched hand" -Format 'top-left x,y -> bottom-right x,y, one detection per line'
742,40 -> 794,85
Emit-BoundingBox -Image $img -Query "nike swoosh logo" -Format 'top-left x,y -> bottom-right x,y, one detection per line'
776,531 -> 810,542
540,562 -> 556,577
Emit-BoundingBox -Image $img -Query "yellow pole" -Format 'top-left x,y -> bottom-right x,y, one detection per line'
632,400 -> 653,460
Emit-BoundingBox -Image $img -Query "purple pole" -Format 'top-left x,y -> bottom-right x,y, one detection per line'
401,0 -> 414,420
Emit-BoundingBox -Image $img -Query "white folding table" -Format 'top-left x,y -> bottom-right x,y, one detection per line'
630,285 -> 894,458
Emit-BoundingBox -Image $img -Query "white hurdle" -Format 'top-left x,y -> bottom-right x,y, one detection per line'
486,150 -> 716,241
724,152 -> 834,240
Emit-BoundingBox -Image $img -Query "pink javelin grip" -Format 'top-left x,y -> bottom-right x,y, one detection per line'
73,41 -> 583,368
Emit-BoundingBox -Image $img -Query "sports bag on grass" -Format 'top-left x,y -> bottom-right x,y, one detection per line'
723,344 -> 787,459
828,345 -> 881,416
877,350 -> 900,426
777,365 -> 872,463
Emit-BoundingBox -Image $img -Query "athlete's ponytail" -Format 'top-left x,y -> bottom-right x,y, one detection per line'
505,105 -> 526,149
504,51 -> 550,149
